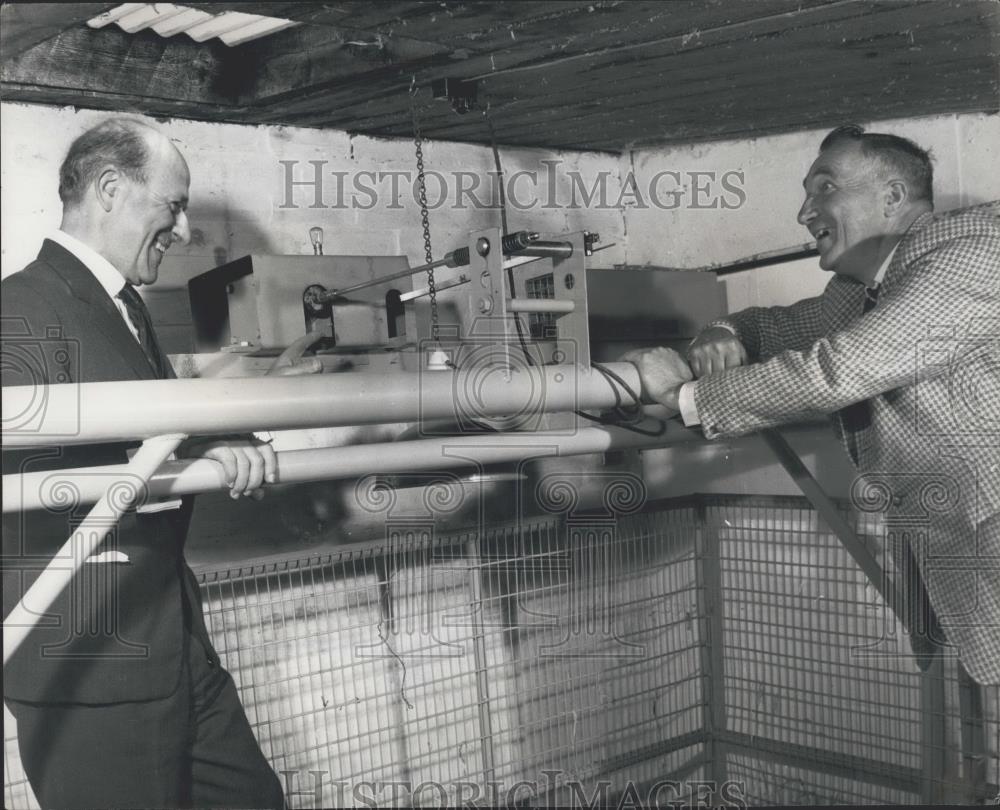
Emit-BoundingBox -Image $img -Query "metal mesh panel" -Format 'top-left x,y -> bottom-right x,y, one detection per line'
4,494 -> 996,808
195,507 -> 704,807
702,495 -> 998,805
3,705 -> 37,810
524,273 -> 556,339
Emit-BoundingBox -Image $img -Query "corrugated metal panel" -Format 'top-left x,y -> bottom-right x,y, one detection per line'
87,3 -> 297,46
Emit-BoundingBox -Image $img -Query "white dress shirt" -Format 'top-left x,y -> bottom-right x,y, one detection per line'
48,229 -> 141,345
679,243 -> 899,427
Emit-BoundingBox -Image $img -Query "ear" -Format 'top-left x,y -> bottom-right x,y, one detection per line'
884,179 -> 908,217
95,166 -> 120,213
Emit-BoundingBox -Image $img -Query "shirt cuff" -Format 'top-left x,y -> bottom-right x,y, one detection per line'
678,381 -> 701,426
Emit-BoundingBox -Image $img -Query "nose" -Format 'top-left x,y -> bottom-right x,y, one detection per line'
172,209 -> 191,246
797,195 -> 816,226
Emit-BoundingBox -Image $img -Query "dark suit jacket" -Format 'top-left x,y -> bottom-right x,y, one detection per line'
2,239 -> 208,704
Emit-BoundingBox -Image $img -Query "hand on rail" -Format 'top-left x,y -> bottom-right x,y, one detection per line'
181,437 -> 278,499
686,325 -> 748,378
622,347 -> 693,413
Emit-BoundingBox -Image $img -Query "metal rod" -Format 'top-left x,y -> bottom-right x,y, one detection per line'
2,433 -> 185,665
399,273 -> 470,302
506,299 -> 575,314
319,255 -> 454,300
4,423 -> 698,512
317,231 -> 542,301
2,363 -> 646,448
761,428 -> 897,608
515,241 -> 573,259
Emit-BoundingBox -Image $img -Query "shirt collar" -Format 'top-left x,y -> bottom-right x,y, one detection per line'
868,240 -> 899,293
49,229 -> 129,300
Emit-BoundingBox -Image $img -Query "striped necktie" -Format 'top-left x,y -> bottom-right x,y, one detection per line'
117,283 -> 167,379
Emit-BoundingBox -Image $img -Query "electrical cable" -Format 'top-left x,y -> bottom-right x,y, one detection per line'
483,105 -> 535,366
482,104 -> 664,437
575,362 -> 668,437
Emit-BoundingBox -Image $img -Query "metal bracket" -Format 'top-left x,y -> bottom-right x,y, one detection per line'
432,78 -> 477,114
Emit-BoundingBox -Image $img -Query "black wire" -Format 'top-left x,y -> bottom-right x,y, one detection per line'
484,109 -> 509,235
484,105 -> 534,366
482,107 -> 661,436
575,362 -> 669,437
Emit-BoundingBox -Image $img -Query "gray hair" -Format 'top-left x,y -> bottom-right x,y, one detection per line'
820,124 -> 934,205
58,119 -> 156,207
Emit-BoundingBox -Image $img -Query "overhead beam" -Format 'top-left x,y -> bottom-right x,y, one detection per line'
0,3 -> 115,60
1,25 -> 244,106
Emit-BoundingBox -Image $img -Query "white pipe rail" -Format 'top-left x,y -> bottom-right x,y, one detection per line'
4,422 -> 701,513
1,363 -> 643,448
3,433 -> 186,666
506,299 -> 576,313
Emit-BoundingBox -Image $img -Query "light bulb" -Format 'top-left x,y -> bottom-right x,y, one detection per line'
309,227 -> 324,255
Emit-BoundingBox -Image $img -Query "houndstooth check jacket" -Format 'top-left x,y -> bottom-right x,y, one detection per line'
694,202 -> 1000,685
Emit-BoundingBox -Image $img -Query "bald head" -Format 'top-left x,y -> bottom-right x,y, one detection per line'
58,119 -> 180,209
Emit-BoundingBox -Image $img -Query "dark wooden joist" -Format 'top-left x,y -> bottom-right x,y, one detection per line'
297,0 -> 998,147
236,0 -> 906,123
430,26 -> 999,145
196,0 -> 626,45
514,79 -> 999,151
233,0 -> 949,127
0,83 -> 252,124
0,0 -> 995,152
243,0 -> 858,110
1,24 -> 242,106
0,3 -> 115,60
242,24 -> 454,108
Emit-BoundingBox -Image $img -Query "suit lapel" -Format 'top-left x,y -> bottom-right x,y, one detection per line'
37,240 -> 158,380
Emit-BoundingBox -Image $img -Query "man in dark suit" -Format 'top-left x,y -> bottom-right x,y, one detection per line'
2,119 -> 285,808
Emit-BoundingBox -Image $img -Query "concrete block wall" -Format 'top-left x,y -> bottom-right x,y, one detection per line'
0,103 -> 629,284
620,112 -> 1000,311
4,103 -> 996,307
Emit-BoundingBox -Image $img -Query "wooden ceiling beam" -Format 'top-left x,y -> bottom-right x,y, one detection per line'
0,3 -> 116,60
244,0 -> 870,110
1,25 -> 243,106
241,0 -> 909,123
0,0 -> 995,153
248,0 -> 996,142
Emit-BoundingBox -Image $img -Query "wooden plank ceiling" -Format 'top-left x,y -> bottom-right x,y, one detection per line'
1,1 -> 998,152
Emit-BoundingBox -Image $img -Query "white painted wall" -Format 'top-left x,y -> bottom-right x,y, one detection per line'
0,103 -> 629,283
5,104 -> 996,313
621,112 -> 1000,312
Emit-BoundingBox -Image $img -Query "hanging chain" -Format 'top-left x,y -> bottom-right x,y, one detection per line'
410,90 -> 440,342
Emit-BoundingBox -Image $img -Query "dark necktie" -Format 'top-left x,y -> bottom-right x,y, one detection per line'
840,287 -> 880,459
117,284 -> 168,379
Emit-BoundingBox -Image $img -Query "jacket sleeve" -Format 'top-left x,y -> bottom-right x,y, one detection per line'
712,274 -> 856,362
1,273 -> 76,388
693,222 -> 1000,439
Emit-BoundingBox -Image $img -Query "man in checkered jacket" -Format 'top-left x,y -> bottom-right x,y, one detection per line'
630,125 -> 999,785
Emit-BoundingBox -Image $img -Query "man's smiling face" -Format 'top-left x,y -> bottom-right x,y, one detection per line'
107,135 -> 190,286
797,140 -> 891,279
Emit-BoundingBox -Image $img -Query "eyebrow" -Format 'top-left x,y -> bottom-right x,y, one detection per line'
803,167 -> 833,189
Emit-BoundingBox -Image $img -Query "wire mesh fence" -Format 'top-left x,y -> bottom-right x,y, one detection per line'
4,494 -> 997,808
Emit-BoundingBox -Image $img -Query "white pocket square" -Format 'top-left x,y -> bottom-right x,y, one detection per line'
85,550 -> 130,564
